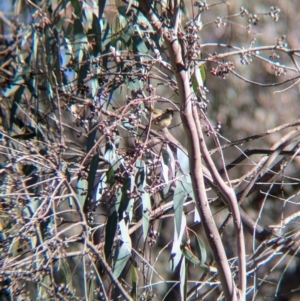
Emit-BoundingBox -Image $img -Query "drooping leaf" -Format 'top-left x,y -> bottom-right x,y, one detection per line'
99,0 -> 106,19
131,260 -> 138,301
118,174 -> 134,220
179,257 -> 187,301
135,159 -> 151,239
82,0 -> 98,32
142,192 -> 151,240
181,245 -> 209,274
174,182 -> 187,236
126,194 -> 134,222
170,212 -> 186,271
4,78 -> 24,98
113,243 -> 131,278
180,177 -> 200,222
114,219 -> 131,278
177,148 -> 190,174
194,234 -> 207,264
95,173 -> 107,202
104,142 -> 119,171
86,121 -> 98,153
161,155 -> 169,183
87,154 -> 99,199
166,145 -> 175,176
105,211 -> 118,261
76,178 -> 88,209
136,159 -> 146,190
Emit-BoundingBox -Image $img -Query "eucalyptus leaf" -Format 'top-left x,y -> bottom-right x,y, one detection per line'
142,192 -> 151,240
131,262 -> 138,301
170,212 -> 186,271
174,182 -> 187,236
105,211 -> 118,260
76,178 -> 88,209
177,148 -> 190,174
179,257 -> 187,301
118,174 -> 133,220
113,243 -> 131,278
113,219 -> 131,278
166,145 -> 175,176
181,245 -> 209,274
3,78 -> 24,98
160,155 -> 169,183
194,234 -> 207,263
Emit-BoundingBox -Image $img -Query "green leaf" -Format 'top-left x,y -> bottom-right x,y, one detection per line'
126,195 -> 134,222
194,234 -> 207,263
118,175 -> 133,220
82,0 -> 96,32
166,145 -> 175,176
95,173 -> 107,201
113,243 -> 131,278
135,159 -> 151,239
131,261 -> 138,301
126,0 -> 135,15
160,155 -> 169,183
170,211 -> 186,271
106,167 -> 115,186
99,0 -> 106,19
115,187 -> 122,213
162,148 -> 169,166
87,154 -> 99,199
174,182 -> 187,236
105,211 -> 118,261
179,257 -> 187,301
200,64 -> 206,84
181,245 -> 209,274
142,192 -> 151,240
135,159 -> 145,190
76,178 -> 88,209
74,27 -> 88,65
114,219 -> 131,278
177,148 -> 190,174
3,78 -> 25,98
104,143 -> 119,171
86,122 -> 98,153
25,78 -> 37,98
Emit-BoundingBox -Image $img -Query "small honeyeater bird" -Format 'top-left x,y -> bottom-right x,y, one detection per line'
145,104 -> 213,181
146,106 -> 175,131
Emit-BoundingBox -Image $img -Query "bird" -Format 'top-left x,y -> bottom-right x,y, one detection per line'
145,104 -> 213,181
146,106 -> 175,131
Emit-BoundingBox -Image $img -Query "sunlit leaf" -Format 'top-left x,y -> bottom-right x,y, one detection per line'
3,78 -> 24,98
76,178 -> 88,209
171,212 -> 186,271
142,192 -> 151,239
114,219 -> 131,278
179,257 -> 187,301
166,145 -> 175,176
161,155 -> 169,183
174,182 -> 187,236
177,148 -> 190,174
82,0 -> 97,32
113,243 -> 131,278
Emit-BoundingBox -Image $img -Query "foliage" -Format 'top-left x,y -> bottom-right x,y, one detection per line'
0,0 -> 300,300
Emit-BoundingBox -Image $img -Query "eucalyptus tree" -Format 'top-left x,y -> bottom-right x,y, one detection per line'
1,0 -> 300,300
